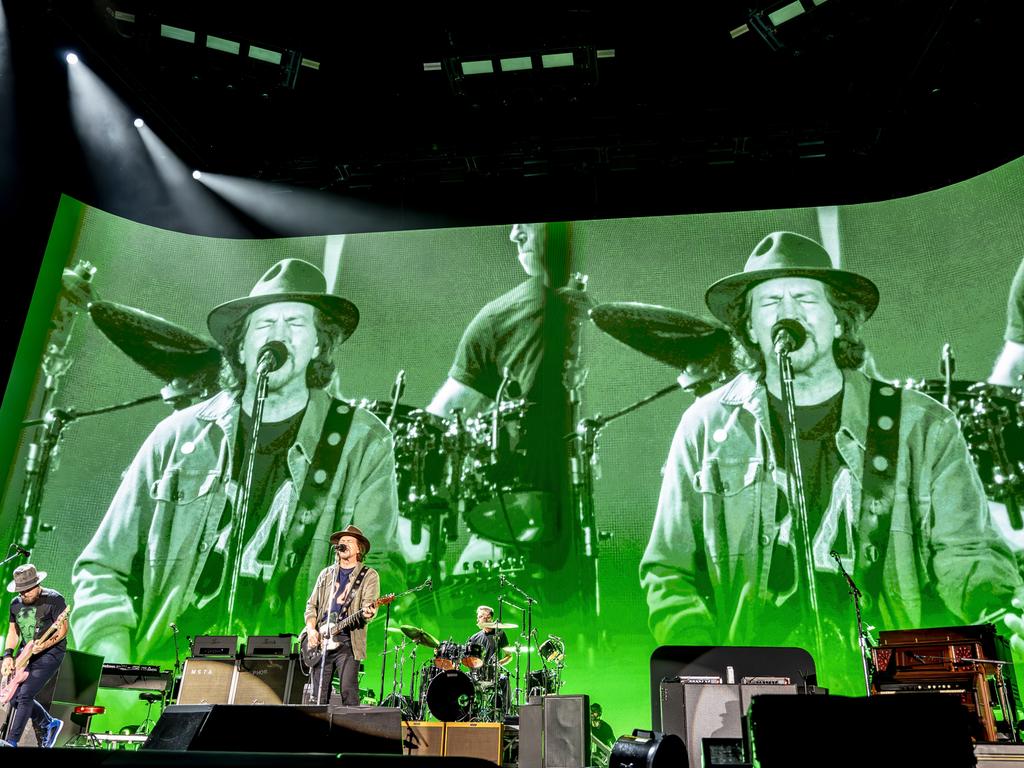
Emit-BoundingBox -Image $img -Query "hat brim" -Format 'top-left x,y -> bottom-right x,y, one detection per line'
7,570 -> 46,593
330,530 -> 371,554
705,267 -> 879,325
207,293 -> 360,348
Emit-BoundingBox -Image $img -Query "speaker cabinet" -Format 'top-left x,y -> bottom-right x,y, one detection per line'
518,703 -> 543,768
327,705 -> 402,754
178,658 -> 235,705
231,658 -> 292,705
660,681 -> 742,768
142,704 -> 213,750
445,721 -> 503,765
542,694 -> 590,768
405,721 -> 444,756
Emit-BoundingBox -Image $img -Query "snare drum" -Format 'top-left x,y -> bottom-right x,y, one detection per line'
433,640 -> 462,671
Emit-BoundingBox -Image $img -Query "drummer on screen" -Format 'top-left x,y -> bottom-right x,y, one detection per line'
466,605 -> 511,678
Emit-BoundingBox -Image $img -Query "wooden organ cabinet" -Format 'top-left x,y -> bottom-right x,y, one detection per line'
870,624 -> 1019,743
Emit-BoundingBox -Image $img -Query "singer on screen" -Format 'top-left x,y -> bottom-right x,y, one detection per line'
640,231 -> 1021,694
70,259 -> 400,664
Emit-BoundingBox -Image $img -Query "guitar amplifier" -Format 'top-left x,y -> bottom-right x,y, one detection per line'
230,658 -> 292,705
191,635 -> 238,658
244,635 -> 292,657
178,658 -> 235,705
445,721 -> 503,765
406,721 -> 445,756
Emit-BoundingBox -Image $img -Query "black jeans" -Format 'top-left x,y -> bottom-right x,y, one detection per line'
307,643 -> 359,706
5,645 -> 65,744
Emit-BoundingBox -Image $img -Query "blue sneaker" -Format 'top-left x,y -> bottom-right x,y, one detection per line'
41,718 -> 63,748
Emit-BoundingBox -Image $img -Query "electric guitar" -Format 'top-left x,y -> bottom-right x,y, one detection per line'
0,605 -> 71,706
299,594 -> 394,667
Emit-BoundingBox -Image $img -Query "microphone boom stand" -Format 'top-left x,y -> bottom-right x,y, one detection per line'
378,578 -> 432,705
830,551 -> 873,695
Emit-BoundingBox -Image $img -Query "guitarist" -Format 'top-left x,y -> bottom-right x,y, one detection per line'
302,526 -> 379,706
1,565 -> 67,748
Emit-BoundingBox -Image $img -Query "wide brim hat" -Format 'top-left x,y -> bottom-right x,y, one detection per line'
207,259 -> 359,347
330,525 -> 371,554
705,231 -> 879,325
7,564 -> 46,593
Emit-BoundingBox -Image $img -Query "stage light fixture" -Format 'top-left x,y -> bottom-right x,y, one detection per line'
192,170 -> 202,180
541,52 -> 574,69
461,59 -> 494,75
133,118 -> 144,128
206,35 -> 240,55
65,52 -> 79,65
731,0 -> 831,43
159,24 -> 195,44
500,56 -> 532,72
248,45 -> 282,65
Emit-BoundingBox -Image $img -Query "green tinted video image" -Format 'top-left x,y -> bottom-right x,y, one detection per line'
2,155 -> 1024,734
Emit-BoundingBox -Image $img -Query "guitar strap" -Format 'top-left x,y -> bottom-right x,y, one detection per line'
329,563 -> 371,622
854,378 -> 903,622
260,399 -> 356,620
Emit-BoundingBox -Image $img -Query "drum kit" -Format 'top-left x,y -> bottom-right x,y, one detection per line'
378,616 -> 567,723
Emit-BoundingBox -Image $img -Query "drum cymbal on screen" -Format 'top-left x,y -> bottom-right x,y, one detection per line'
89,300 -> 222,385
589,301 -> 733,371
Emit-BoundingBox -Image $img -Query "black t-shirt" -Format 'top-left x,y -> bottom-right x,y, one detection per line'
466,627 -> 511,678
592,718 -> 615,747
1006,257 -> 1024,343
8,588 -> 67,653
765,389 -> 856,670
449,277 -> 572,496
185,406 -> 306,637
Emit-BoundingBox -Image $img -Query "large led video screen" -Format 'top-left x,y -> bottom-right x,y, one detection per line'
3,156 -> 1024,734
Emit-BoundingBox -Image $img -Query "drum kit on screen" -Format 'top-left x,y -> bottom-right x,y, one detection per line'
378,619 -> 567,723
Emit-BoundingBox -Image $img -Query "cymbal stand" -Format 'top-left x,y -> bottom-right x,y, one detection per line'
500,574 -> 537,709
388,638 -> 409,704
378,577 -> 433,705
568,380 -> 686,618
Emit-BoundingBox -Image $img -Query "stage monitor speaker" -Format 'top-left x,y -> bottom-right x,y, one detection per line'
327,705 -> 402,754
405,721 -> 445,756
178,658 -> 235,704
748,693 -> 975,768
231,657 -> 292,705
518,703 -> 543,768
142,704 -> 213,750
35,649 -> 104,709
542,694 -> 590,768
445,721 -> 502,765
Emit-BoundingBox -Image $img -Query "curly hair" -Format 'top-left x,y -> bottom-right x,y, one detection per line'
721,283 -> 868,374
217,306 -> 343,394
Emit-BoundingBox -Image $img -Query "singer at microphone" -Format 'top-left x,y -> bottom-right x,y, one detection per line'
771,319 -> 807,356
70,260 -> 401,667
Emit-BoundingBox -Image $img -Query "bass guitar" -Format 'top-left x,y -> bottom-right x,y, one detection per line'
0,605 -> 71,706
299,594 -> 394,667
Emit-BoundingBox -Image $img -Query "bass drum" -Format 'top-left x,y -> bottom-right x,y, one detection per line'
426,669 -> 475,722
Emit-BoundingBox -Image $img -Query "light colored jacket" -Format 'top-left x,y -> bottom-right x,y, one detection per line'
72,388 -> 399,661
304,562 -> 380,660
641,369 -> 1021,646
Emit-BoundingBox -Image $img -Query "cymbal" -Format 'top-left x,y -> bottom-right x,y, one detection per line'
480,621 -> 518,630
399,624 -> 439,649
589,301 -> 733,371
89,301 -> 222,385
500,644 -> 537,654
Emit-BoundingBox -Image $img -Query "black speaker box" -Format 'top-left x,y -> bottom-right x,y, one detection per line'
542,694 -> 590,768
748,694 -> 976,768
142,704 -> 400,753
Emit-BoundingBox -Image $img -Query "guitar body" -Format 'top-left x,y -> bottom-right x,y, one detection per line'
0,605 -> 71,706
299,594 -> 394,668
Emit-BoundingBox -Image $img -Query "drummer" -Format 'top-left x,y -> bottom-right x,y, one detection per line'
466,605 -> 511,678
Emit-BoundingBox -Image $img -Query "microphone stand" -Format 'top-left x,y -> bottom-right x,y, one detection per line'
225,361 -> 273,630
776,344 -> 825,675
0,545 -> 30,570
830,551 -> 873,696
378,578 -> 432,706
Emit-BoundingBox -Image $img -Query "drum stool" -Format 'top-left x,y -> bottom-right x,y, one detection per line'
67,705 -> 105,748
